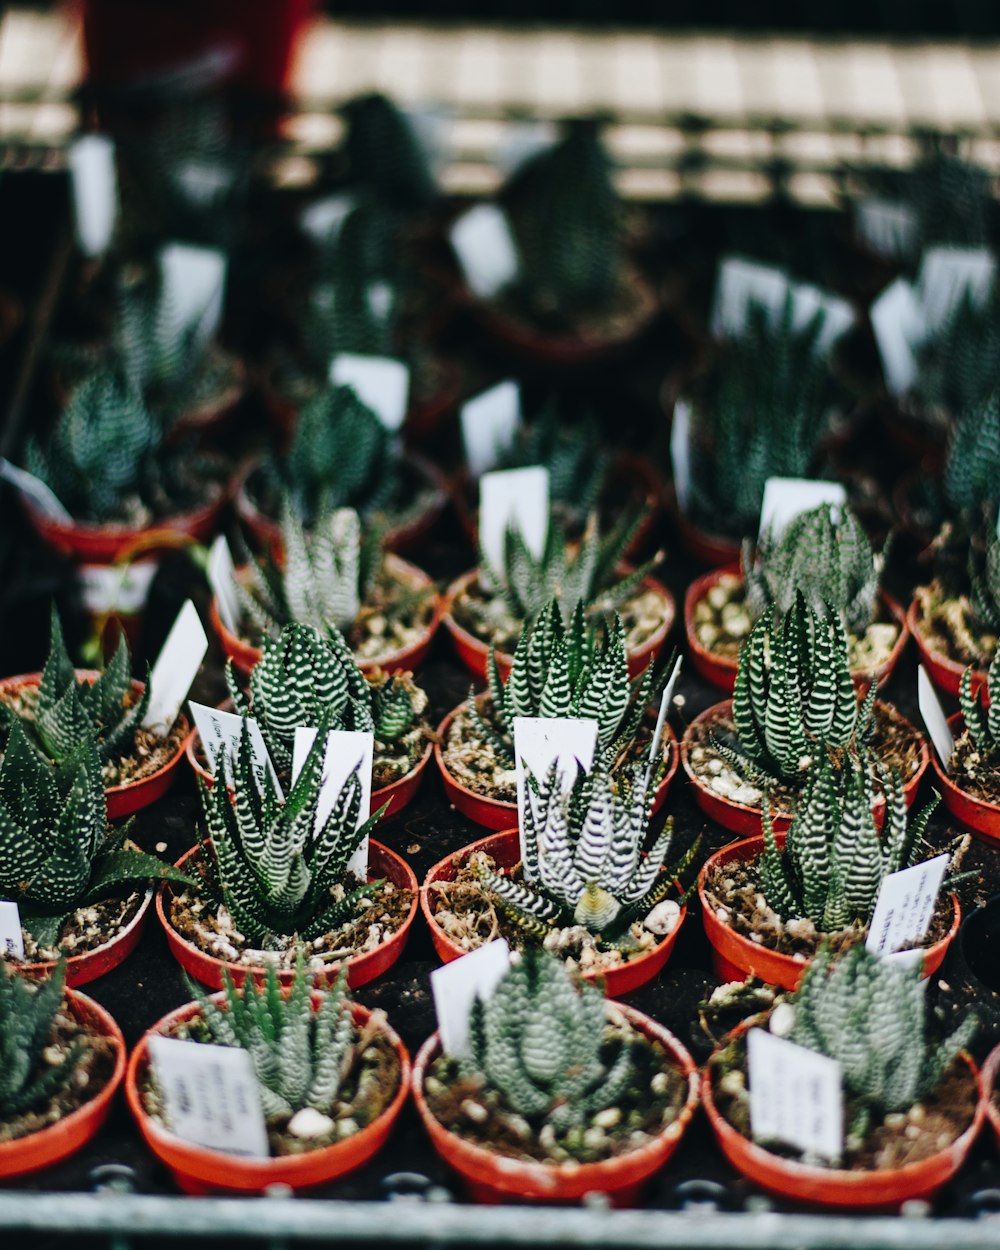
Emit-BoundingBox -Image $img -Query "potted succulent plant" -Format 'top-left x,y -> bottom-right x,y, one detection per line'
685,503 -> 906,692
436,601 -> 676,830
442,510 -> 673,682
703,943 -> 982,1209
0,608 -> 190,819
682,597 -> 927,835
0,723 -> 192,985
413,947 -> 699,1204
159,724 -> 417,989
423,752 -> 697,997
931,652 -> 1000,842
211,504 -> 440,676
187,621 -> 432,821
0,958 -> 126,1180
698,753 -> 959,990
127,953 -> 408,1195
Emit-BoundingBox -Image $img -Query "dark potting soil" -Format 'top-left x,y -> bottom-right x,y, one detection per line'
8,889 -> 146,963
949,729 -> 1000,807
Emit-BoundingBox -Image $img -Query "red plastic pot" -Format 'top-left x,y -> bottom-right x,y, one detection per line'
982,1041 -> 1000,1152
433,696 -> 678,833
931,712 -> 1000,846
441,569 -> 675,684
412,1001 -> 698,1205
420,829 -> 688,998
703,1018 -> 982,1210
209,553 -> 442,677
0,988 -> 126,1180
685,570 -> 909,695
0,671 -> 189,820
125,996 -> 409,1195
907,598 -> 989,703
13,888 -> 154,990
698,833 -> 960,990
185,725 -> 432,824
680,700 -> 924,837
157,840 -> 418,991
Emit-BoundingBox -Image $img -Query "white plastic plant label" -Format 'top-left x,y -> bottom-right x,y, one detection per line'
330,353 -> 410,433
789,282 -> 855,359
748,1028 -> 843,1162
711,257 -> 789,340
142,601 -> 208,732
758,477 -> 847,541
866,853 -> 950,959
449,203 -> 519,299
148,1035 -> 268,1158
479,466 -> 549,574
431,938 -> 512,1059
643,656 -> 683,791
67,134 -> 118,258
0,458 -> 71,521
300,193 -> 356,245
207,535 -> 240,635
461,381 -> 521,479
0,901 -> 24,959
78,561 -> 158,617
855,198 -> 918,262
404,103 -> 451,178
159,242 -> 227,350
870,278 -> 924,397
917,665 -> 955,768
670,398 -> 692,514
292,728 -> 374,877
188,703 -> 282,796
917,245 -> 996,336
513,716 -> 598,868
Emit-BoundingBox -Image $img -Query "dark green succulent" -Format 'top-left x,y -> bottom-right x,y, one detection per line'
497,401 -> 608,525
942,392 -> 1000,517
0,959 -> 86,1122
343,93 -> 437,212
969,536 -> 1000,638
913,290 -> 1000,421
960,648 -> 1000,758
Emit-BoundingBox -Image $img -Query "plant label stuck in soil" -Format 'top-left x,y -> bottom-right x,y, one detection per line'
330,353 -> 410,433
918,665 -> 955,767
479,466 -> 549,572
300,192 -> 356,245
159,242 -> 227,350
77,561 -> 159,617
148,1035 -> 269,1158
189,703 -> 283,796
865,853 -> 950,959
207,535 -> 240,634
644,656 -> 682,790
67,134 -> 118,258
747,1027 -> 843,1162
431,938 -> 512,1059
917,245 -> 996,336
0,458 -> 72,521
855,198 -> 918,262
870,278 -> 924,396
758,477 -> 847,542
513,716 -> 597,869
293,728 -> 374,876
461,380 -> 521,478
0,901 -> 24,958
142,600 -> 208,733
449,203 -> 519,299
670,398 -> 692,514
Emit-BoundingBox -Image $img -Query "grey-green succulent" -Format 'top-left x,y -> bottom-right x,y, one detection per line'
0,959 -> 86,1121
942,393 -> 1000,517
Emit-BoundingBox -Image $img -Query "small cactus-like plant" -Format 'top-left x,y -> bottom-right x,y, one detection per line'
758,753 -> 937,933
0,959 -> 86,1121
464,947 -> 634,1131
786,943 -> 976,1139
744,504 -> 886,638
497,403 -> 608,525
942,393 -> 1000,518
968,535 -> 1000,638
196,723 -> 386,948
343,93 -> 437,212
959,648 -> 1000,758
913,290 -> 1000,421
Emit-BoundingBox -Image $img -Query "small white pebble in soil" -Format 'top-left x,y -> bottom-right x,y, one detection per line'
644,899 -> 680,936
461,1099 -> 489,1124
768,1003 -> 796,1037
582,1127 -> 606,1151
288,1108 -> 336,1140
909,1104 -> 926,1124
883,1112 -> 906,1131
155,842 -> 168,854
651,1071 -> 671,1096
42,1046 -> 63,1066
719,1070 -> 745,1097
593,1107 -> 621,1129
673,694 -> 685,709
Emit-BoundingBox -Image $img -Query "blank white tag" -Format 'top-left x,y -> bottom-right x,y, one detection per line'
0,901 -> 24,959
643,656 -> 682,791
300,193 -> 356,245
513,716 -> 598,872
78,562 -> 158,616
461,381 -> 521,479
292,728 -> 373,877
917,245 -> 996,336
712,257 -> 789,340
68,135 -> 118,258
142,601 -> 208,732
758,477 -> 847,541
0,458 -> 72,521
870,278 -> 924,396
670,398 -> 692,514
148,1035 -> 269,1158
788,282 -> 855,358
855,198 -> 918,261
431,939 -> 512,1059
188,702 -> 282,797
159,242 -> 227,350
450,204 -> 519,299
479,466 -> 549,574
917,665 -> 955,767
207,535 -> 240,635
866,853 -> 950,958
748,1028 -> 843,1162
330,353 -> 410,433
404,103 -> 451,178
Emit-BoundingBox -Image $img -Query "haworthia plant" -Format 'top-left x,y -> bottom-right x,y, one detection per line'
343,93 -> 437,212
0,959 -> 86,1120
914,290 -> 1000,420
497,403 -> 608,524
942,393 -> 1000,518
960,648 -> 1000,757
968,536 -> 1000,639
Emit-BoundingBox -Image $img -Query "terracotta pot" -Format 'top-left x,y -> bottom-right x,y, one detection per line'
907,598 -> 989,704
703,1018 -> 982,1210
185,725 -> 432,824
931,712 -> 1000,846
0,671 -> 189,821
434,695 -> 678,833
982,1041 -> 1000,1152
209,553 -> 442,677
412,1001 -> 698,1205
680,700 -> 923,837
441,569 -> 675,684
125,996 -> 409,1196
12,888 -> 154,989
685,570 -> 910,695
698,833 -> 960,990
0,989 -> 126,1180
420,829 -> 687,998
662,483 -> 742,568
157,840 -> 418,991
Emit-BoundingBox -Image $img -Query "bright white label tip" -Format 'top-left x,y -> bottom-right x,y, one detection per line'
461,381 -> 521,479
748,1028 -> 843,1162
142,600 -> 208,732
330,353 -> 410,433
431,939 -> 512,1059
